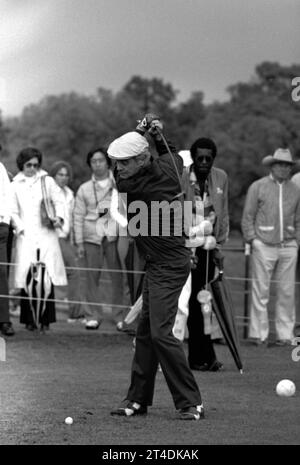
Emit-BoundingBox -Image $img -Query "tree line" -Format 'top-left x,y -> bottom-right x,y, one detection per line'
1,61 -> 300,230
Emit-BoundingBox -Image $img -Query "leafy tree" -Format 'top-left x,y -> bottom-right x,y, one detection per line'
3,63 -> 300,230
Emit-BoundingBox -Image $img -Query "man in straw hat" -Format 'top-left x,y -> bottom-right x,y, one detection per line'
242,148 -> 300,346
108,114 -> 204,420
291,169 -> 300,338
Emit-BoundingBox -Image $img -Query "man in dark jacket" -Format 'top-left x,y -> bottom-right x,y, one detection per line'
0,145 -> 15,336
108,115 -> 203,420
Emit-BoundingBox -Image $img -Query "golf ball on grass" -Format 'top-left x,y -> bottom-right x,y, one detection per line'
276,379 -> 296,397
65,416 -> 73,425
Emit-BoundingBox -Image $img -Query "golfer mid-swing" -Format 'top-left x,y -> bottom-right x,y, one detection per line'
108,114 -> 203,420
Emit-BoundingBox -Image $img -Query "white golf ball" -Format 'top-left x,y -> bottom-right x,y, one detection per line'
276,379 -> 296,397
65,416 -> 73,425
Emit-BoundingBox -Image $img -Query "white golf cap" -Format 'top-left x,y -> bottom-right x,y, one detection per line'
107,131 -> 149,160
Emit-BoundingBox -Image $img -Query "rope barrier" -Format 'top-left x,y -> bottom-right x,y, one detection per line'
0,294 -> 130,309
3,294 -> 299,326
0,262 -> 145,275
2,261 -> 300,285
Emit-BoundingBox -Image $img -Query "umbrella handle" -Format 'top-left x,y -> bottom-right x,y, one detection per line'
37,248 -> 40,262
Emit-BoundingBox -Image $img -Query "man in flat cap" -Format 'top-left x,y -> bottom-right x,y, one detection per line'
242,148 -> 300,346
108,114 -> 203,420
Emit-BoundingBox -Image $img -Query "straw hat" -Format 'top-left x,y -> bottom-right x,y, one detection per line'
262,148 -> 295,166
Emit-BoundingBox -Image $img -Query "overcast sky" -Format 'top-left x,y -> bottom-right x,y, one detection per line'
0,0 -> 299,117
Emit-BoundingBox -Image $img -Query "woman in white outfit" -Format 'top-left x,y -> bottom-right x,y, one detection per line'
10,148 -> 67,331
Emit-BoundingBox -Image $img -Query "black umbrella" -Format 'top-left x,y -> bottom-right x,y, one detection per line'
209,269 -> 243,373
24,248 -> 52,327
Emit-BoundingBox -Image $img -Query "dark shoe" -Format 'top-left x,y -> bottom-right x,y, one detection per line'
40,324 -> 49,333
1,322 -> 15,336
190,361 -> 223,372
178,404 -> 205,421
247,337 -> 267,346
213,337 -> 226,345
110,400 -> 147,417
270,339 -> 292,347
26,323 -> 37,331
116,321 -> 136,336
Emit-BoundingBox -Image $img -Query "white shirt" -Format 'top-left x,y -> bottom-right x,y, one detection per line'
97,178 -> 110,189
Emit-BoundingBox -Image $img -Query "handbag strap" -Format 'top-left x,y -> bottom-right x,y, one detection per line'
41,175 -> 53,217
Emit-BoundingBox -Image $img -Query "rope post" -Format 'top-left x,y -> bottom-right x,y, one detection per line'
243,243 -> 251,339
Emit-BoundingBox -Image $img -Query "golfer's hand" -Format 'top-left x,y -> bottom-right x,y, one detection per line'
148,119 -> 163,138
77,244 -> 85,259
136,113 -> 160,134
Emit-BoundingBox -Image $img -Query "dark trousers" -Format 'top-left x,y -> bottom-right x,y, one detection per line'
0,223 -> 10,323
127,259 -> 202,410
84,239 -> 124,323
59,238 -> 84,319
187,248 -> 217,367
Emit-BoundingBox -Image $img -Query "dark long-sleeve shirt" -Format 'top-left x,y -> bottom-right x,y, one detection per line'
115,136 -> 190,264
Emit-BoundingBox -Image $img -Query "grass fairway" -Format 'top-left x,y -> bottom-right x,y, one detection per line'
0,321 -> 299,445
1,234 -> 299,445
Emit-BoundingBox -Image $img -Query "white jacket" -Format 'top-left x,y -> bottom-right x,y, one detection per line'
10,169 -> 67,288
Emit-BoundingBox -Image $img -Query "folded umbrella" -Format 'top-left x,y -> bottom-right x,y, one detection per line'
209,269 -> 243,373
24,248 -> 52,326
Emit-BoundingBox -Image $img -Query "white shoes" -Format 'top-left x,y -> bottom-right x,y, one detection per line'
85,319 -> 100,330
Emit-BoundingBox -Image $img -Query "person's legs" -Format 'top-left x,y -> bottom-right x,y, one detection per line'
84,242 -> 103,323
126,272 -> 159,406
0,224 -> 10,324
59,238 -> 84,319
103,238 -> 124,324
294,250 -> 300,337
0,223 -> 14,335
127,261 -> 202,410
114,259 -> 202,418
273,244 -> 297,341
187,249 -> 218,368
132,260 -> 201,410
249,240 -> 277,342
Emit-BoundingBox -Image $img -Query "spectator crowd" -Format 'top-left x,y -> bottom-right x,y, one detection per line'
0,123 -> 300,355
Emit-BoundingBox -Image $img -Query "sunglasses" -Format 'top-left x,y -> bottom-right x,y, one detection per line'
25,163 -> 39,168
